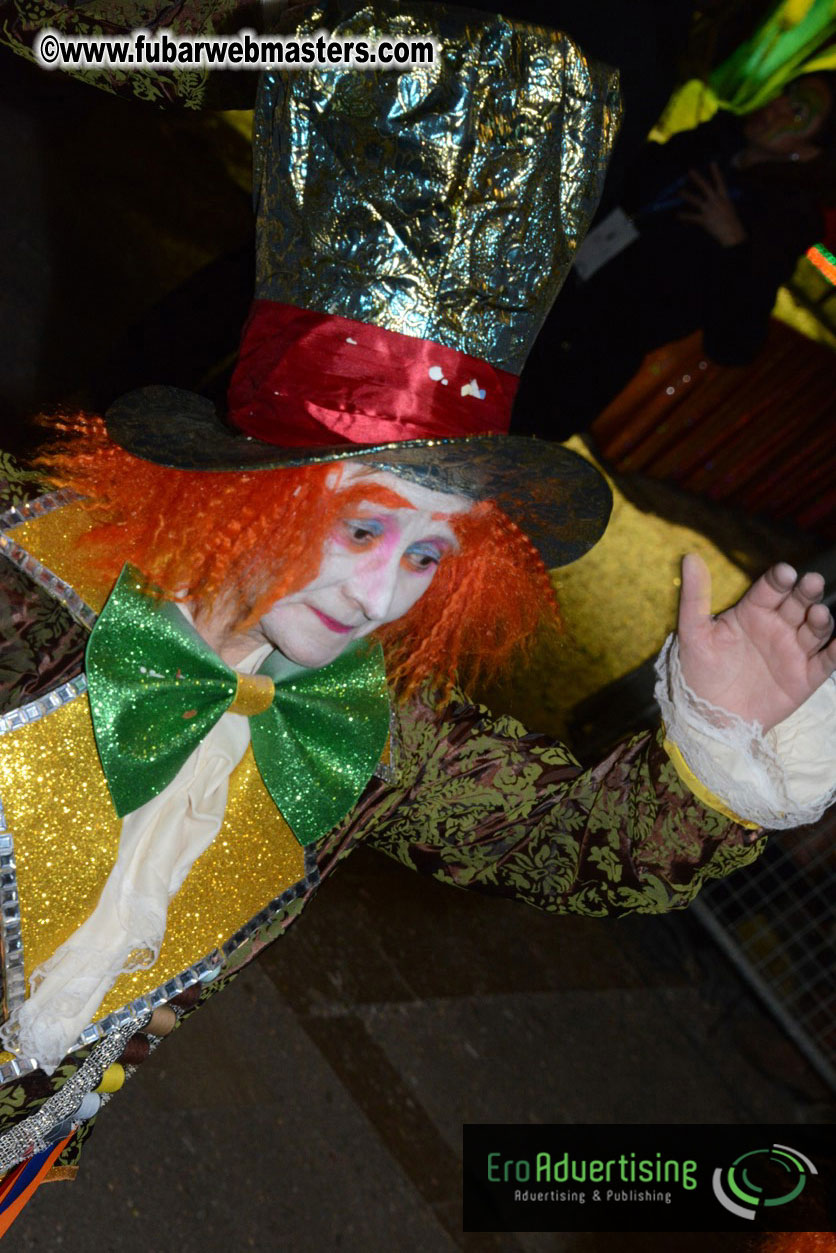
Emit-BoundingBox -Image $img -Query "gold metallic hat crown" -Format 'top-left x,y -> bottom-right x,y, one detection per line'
253,0 -> 621,374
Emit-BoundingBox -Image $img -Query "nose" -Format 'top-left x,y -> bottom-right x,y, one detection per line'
754,97 -> 786,128
341,549 -> 401,622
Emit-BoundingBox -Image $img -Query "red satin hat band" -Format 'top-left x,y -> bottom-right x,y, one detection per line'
227,299 -> 518,448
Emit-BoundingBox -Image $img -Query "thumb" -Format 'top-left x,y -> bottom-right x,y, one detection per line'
678,552 -> 713,637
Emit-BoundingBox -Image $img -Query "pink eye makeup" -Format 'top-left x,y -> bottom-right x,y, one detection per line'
333,510 -> 454,572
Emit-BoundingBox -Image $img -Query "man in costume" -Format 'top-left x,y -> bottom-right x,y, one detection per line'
0,0 -> 833,1227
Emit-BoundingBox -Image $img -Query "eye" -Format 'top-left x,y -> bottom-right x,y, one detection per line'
403,542 -> 444,572
340,518 -> 384,547
786,87 -> 812,127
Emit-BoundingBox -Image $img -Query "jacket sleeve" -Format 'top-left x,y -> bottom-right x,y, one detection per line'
359,688 -> 765,917
0,458 -> 89,709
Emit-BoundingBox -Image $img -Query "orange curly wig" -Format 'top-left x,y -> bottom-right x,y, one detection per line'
38,414 -> 561,697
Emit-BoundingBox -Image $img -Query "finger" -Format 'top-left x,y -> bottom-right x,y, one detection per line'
687,167 -> 712,194
709,161 -> 729,197
797,601 -> 834,656
778,570 -> 826,628
678,189 -> 708,209
741,562 -> 798,612
677,552 -> 713,636
808,633 -> 836,688
677,211 -> 705,226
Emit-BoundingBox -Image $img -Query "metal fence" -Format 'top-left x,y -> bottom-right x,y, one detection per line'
694,807 -> 836,1095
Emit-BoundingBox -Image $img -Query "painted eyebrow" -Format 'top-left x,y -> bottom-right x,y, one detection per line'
339,486 -> 417,511
414,529 -> 459,553
346,503 -> 459,523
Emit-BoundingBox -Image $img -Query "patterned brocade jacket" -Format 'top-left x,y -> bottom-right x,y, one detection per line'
0,459 -> 764,1176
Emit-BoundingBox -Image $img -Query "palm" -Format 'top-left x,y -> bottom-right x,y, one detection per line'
677,554 -> 836,730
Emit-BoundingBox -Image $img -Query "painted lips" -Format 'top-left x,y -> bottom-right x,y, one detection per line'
309,606 -> 354,634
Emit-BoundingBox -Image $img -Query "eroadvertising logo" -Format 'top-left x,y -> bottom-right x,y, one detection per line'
462,1125 -> 835,1232
713,1143 -> 817,1220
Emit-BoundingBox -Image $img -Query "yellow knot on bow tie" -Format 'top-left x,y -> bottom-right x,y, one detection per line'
229,672 -> 275,717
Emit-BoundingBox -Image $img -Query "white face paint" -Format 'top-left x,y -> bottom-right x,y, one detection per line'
251,465 -> 471,669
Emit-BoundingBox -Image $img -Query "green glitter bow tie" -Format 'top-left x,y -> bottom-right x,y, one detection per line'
85,565 -> 390,846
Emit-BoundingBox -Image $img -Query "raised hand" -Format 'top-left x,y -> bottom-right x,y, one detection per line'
678,163 -> 748,248
676,553 -> 836,731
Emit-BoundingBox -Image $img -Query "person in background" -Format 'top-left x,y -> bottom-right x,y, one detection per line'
512,73 -> 836,440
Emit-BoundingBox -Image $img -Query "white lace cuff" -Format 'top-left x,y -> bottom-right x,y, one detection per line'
654,634 -> 836,831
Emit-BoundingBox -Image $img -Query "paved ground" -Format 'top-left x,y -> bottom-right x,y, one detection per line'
7,844 -> 832,1252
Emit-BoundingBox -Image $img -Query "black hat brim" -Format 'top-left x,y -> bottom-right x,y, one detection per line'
106,385 -> 612,569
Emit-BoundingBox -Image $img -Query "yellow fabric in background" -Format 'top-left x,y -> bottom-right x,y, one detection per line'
550,441 -> 751,706
479,438 -> 765,741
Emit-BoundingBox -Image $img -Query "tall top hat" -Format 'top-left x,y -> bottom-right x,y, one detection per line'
108,0 -> 620,566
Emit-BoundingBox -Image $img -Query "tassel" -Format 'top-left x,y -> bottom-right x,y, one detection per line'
0,1133 -> 75,1237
